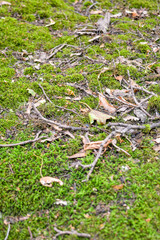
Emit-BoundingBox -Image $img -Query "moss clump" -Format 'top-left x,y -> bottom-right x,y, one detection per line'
0,17 -> 54,51
143,124 -> 151,134
148,96 -> 160,112
0,111 -> 18,134
148,85 -> 160,95
137,43 -> 151,54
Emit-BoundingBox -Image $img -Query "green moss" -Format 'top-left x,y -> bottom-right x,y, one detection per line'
148,84 -> 160,95
0,0 -> 160,239
148,96 -> 160,112
143,124 -> 151,134
0,17 -> 54,51
137,43 -> 151,54
0,111 -> 18,134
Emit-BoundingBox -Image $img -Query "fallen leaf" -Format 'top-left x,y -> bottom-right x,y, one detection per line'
132,11 -> 139,19
55,199 -> 68,206
40,176 -> 63,187
0,1 -> 11,5
112,184 -> 124,190
68,149 -> 86,159
66,88 -> 75,96
84,139 -> 112,151
27,88 -> 36,96
123,115 -> 139,122
84,213 -> 91,219
146,218 -> 151,222
34,99 -> 46,107
99,93 -> 116,114
111,12 -> 122,18
90,10 -> 103,14
114,75 -> 123,81
153,145 -> 160,152
96,12 -> 110,33
99,223 -> 105,230
153,138 -> 160,144
134,109 -> 147,122
89,109 -> 115,125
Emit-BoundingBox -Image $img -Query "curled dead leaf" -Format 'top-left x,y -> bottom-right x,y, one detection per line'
99,93 -> 116,114
40,176 -> 63,187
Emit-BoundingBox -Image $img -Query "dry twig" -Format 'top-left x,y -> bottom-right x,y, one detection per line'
4,224 -> 10,240
0,131 -> 47,147
32,104 -> 89,131
38,84 -> 80,116
53,227 -> 91,239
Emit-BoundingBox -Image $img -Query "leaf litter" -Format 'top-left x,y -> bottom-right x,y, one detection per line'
1,1 -> 160,238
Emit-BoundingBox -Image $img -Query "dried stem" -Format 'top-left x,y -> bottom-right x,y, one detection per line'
32,104 -> 89,131
0,131 -> 47,147
53,227 -> 91,239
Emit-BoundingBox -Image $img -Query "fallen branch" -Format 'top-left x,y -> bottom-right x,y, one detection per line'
107,121 -> 160,133
53,227 -> 91,239
32,104 -> 89,131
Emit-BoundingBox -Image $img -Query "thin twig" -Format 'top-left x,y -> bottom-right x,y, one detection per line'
0,131 -> 48,147
107,121 -> 160,131
4,224 -> 10,240
32,104 -> 89,131
38,84 -> 80,116
28,227 -> 33,240
53,227 -> 91,239
47,44 -> 66,59
112,140 -> 131,157
127,70 -> 152,118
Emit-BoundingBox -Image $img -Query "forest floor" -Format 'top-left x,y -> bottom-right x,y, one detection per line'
0,0 -> 160,239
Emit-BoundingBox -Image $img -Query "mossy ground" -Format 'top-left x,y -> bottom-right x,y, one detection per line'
0,0 -> 160,239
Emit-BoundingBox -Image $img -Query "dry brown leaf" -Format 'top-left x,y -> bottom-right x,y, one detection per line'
112,184 -> 124,190
153,145 -> 160,152
84,139 -> 112,151
132,11 -> 139,18
68,150 -> 86,159
114,75 -> 123,81
40,176 -> 63,187
66,88 -> 75,96
99,93 -> 116,114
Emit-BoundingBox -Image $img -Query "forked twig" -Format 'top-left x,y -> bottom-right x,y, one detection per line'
38,84 -> 80,116
53,227 -> 91,239
0,131 -> 47,147
32,104 -> 89,131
